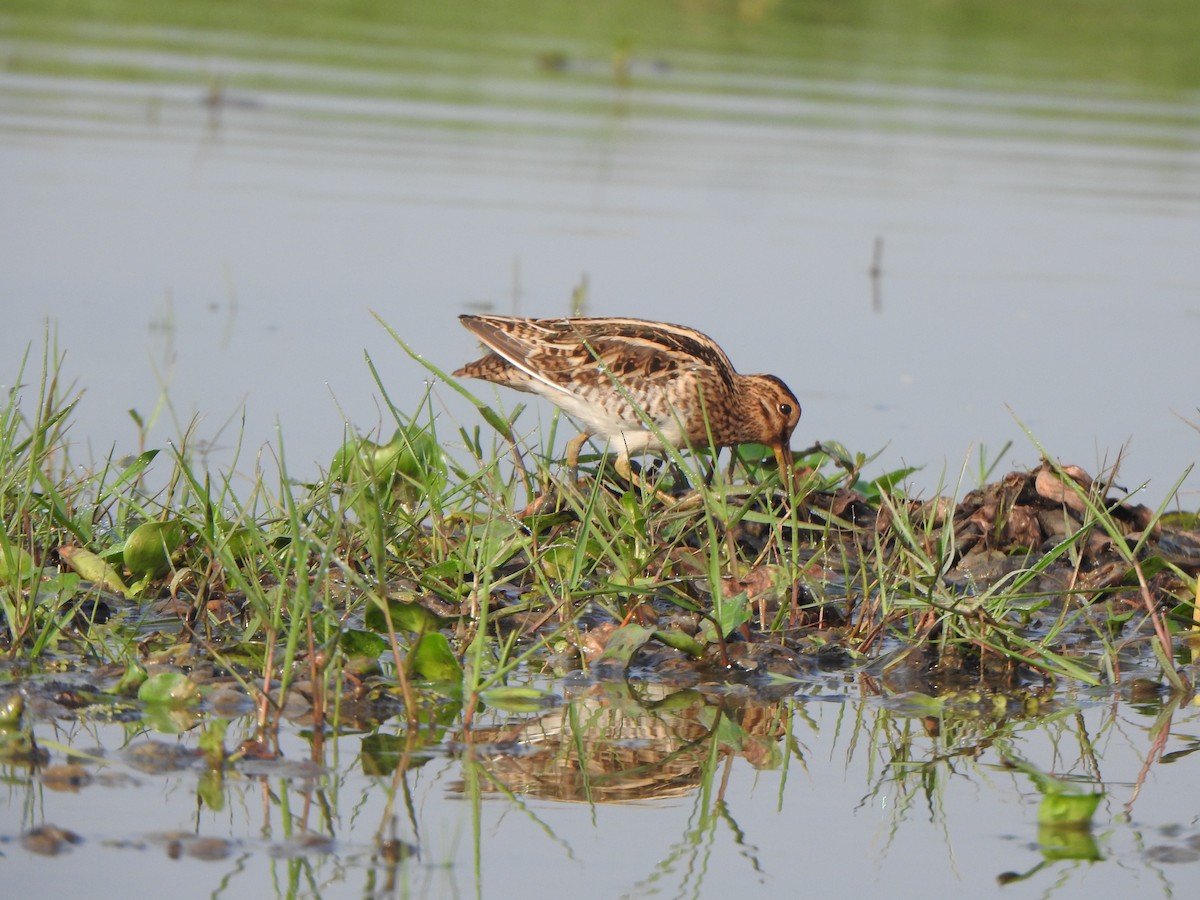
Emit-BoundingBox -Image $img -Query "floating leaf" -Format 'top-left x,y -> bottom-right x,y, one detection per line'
141,706 -> 203,735
138,672 -> 200,707
365,598 -> 447,635
124,520 -> 186,578
410,633 -> 462,682
883,691 -> 945,716
480,686 -> 559,713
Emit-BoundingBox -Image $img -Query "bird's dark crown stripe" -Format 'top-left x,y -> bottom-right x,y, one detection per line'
758,373 -> 800,403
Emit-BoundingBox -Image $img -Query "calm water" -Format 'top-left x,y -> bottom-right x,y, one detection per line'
4,679 -> 1200,898
3,3 -> 1200,897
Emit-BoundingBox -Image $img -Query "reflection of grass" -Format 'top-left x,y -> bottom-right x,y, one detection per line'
449,682 -> 1122,893
4,0 -> 1200,99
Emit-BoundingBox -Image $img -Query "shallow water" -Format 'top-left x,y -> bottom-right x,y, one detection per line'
5,675 -> 1200,898
2,3 -> 1200,896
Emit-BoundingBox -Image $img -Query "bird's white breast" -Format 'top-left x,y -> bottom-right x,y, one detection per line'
548,388 -> 686,455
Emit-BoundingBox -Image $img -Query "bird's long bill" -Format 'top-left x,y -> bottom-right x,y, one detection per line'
773,443 -> 794,491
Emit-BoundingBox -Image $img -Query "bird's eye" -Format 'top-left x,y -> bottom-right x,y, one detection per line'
779,403 -> 793,416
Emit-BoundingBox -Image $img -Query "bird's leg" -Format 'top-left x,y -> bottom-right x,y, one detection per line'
565,432 -> 592,475
698,450 -> 717,487
614,451 -> 634,485
616,451 -> 676,506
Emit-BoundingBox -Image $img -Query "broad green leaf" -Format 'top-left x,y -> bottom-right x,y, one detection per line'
220,526 -> 261,562
340,628 -> 390,658
112,659 -> 147,695
411,633 -> 462,682
654,628 -> 706,657
124,520 -> 186,578
365,598 -> 446,635
708,592 -> 752,641
138,672 -> 200,707
332,426 -> 445,498
1006,754 -> 1105,829
197,768 -> 225,812
867,466 -> 921,495
0,545 -> 36,584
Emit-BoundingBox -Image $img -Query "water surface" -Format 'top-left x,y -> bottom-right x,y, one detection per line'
5,674 -> 1200,898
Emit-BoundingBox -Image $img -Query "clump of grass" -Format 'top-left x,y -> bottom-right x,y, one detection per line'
1,329 -> 1197,750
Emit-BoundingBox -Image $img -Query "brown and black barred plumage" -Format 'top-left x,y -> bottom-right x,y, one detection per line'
453,315 -> 801,483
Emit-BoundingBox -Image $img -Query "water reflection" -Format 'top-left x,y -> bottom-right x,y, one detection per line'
6,674 -> 1200,894
451,684 -> 773,804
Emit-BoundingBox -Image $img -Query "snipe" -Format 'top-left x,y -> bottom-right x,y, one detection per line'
453,315 -> 801,487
